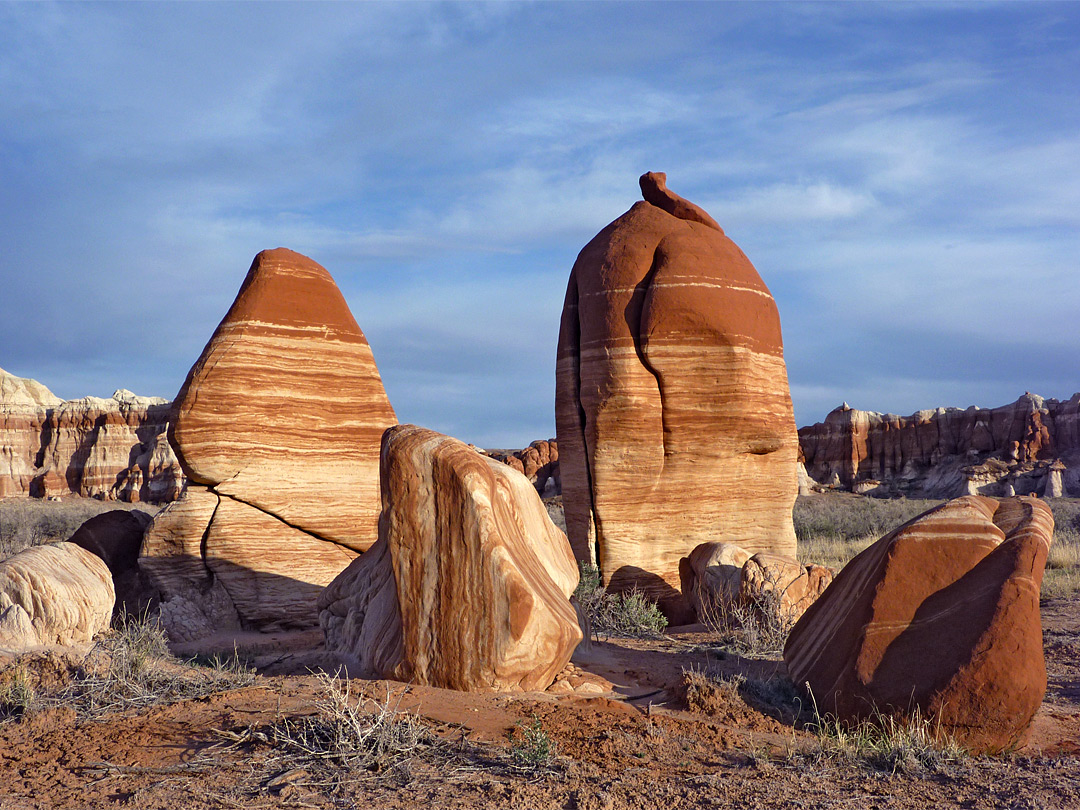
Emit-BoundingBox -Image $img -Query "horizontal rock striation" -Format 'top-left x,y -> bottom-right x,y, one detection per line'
784,495 -> 1053,754
139,248 -> 394,642
799,392 -> 1080,499
0,368 -> 183,503
320,425 -> 581,692
556,172 -> 799,622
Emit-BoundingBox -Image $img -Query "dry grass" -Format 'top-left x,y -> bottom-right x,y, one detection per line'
269,672 -> 433,784
0,664 -> 35,722
806,702 -> 967,774
796,494 -> 1080,600
698,581 -> 797,659
54,614 -> 256,717
0,497 -> 158,559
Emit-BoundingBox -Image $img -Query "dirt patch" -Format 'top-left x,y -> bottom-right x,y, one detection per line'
0,599 -> 1077,809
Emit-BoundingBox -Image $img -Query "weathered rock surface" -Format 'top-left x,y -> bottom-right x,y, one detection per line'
679,543 -> 831,624
678,542 -> 751,619
169,247 -> 396,551
739,552 -> 833,623
555,172 -> 799,621
0,543 -> 114,648
799,392 -> 1080,499
0,367 -> 182,503
486,439 -> 560,496
319,425 -> 581,692
139,248 -> 391,641
784,495 -> 1053,753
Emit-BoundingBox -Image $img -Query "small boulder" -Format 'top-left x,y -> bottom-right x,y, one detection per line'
0,543 -> 114,648
739,552 -> 834,624
319,425 -> 582,692
784,495 -> 1053,753
679,542 -> 751,618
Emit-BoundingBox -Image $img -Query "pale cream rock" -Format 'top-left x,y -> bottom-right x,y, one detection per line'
0,543 -> 114,648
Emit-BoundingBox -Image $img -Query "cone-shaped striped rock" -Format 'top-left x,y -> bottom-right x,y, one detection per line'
0,543 -> 114,648
170,247 -> 396,551
555,172 -> 798,621
319,425 -> 582,693
784,495 -> 1053,754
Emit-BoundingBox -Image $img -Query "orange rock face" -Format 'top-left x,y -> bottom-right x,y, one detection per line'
139,248 -> 391,640
319,425 -> 581,693
799,392 -> 1080,498
170,248 -> 396,551
486,439 -> 560,496
0,368 -> 182,503
784,495 -> 1053,753
555,172 -> 799,621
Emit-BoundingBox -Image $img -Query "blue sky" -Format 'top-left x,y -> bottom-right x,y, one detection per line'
1,2 -> 1077,446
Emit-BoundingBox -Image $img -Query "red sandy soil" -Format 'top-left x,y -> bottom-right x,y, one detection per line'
1,599 -> 1078,810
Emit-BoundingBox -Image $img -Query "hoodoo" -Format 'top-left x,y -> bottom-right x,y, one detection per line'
140,248 -> 396,641
555,172 -> 799,621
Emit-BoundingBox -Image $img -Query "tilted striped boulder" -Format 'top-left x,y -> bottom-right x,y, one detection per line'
784,495 -> 1053,753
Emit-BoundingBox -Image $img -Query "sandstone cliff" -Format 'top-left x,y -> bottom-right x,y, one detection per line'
798,392 -> 1080,499
0,367 -> 183,503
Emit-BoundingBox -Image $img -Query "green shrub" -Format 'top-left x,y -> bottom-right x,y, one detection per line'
573,562 -> 667,638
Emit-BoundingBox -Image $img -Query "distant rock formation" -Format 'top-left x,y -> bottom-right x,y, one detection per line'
0,367 -> 183,503
139,248 -> 396,641
319,425 -> 581,692
784,495 -> 1053,754
0,542 -> 115,648
485,439 -> 560,496
555,172 -> 799,622
799,392 -> 1080,499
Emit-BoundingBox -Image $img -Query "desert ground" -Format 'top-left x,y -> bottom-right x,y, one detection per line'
1,494 -> 1078,810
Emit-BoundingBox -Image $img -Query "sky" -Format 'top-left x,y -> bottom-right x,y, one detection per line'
1,2 -> 1077,447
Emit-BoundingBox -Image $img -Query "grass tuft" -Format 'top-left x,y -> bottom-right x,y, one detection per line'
269,671 -> 432,784
0,664 -> 35,721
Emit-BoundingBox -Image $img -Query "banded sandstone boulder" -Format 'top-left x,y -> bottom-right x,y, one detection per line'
738,552 -> 833,623
784,495 -> 1053,753
170,247 -> 396,550
0,543 -> 114,648
678,542 -> 751,619
556,172 -> 799,621
140,248 -> 392,640
319,425 -> 581,692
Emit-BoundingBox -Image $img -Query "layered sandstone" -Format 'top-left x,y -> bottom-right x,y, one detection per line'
0,368 -> 182,503
0,543 -> 114,648
799,392 -> 1080,499
555,172 -> 799,621
169,247 -> 396,550
140,248 -> 393,640
319,425 -> 581,692
784,495 -> 1053,754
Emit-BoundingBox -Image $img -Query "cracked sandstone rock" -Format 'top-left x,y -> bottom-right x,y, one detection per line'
555,172 -> 799,622
139,248 -> 394,641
